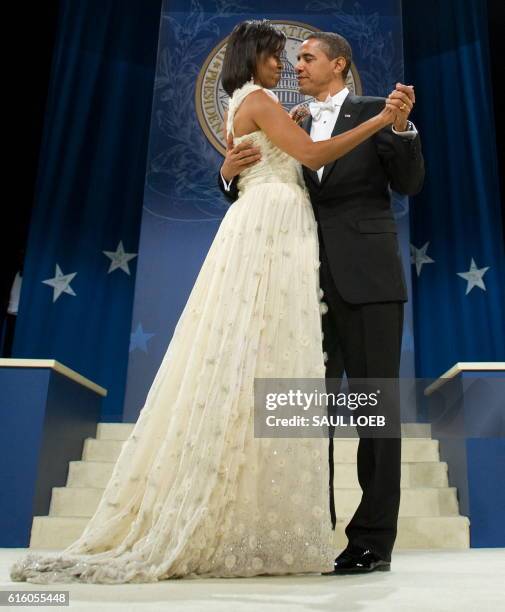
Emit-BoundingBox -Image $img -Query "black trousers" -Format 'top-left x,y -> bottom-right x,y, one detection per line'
319,241 -> 403,562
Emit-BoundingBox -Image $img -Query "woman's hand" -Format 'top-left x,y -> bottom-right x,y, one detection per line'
389,84 -> 415,131
380,85 -> 415,129
378,98 -> 400,127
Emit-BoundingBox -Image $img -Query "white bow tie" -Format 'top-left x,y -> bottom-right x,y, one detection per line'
309,96 -> 336,121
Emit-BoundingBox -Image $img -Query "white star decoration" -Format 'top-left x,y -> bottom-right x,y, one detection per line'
42,264 -> 77,302
130,323 -> 155,353
410,242 -> 435,276
103,241 -> 137,275
457,258 -> 490,295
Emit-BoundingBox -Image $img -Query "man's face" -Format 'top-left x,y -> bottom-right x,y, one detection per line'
295,38 -> 344,98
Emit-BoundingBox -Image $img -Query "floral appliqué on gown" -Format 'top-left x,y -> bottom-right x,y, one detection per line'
10,82 -> 338,584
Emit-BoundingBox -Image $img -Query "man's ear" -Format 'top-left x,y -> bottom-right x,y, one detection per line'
332,56 -> 347,78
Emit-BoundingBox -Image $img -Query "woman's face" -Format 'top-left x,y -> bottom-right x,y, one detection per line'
254,49 -> 283,88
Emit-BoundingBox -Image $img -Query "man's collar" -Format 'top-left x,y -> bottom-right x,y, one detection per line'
314,86 -> 350,106
329,86 -> 350,106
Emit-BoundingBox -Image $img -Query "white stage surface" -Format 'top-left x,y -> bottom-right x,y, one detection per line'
1,548 -> 503,611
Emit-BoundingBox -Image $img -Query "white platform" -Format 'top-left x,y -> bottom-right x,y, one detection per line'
0,359 -> 107,396
1,548 -> 503,612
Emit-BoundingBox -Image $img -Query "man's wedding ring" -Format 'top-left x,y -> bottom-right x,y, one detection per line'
400,103 -> 407,111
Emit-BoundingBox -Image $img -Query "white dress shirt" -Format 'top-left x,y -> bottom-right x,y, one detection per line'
221,87 -> 417,189
310,87 -> 350,181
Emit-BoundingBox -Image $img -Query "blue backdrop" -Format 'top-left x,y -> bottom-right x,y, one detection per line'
404,0 -> 505,378
11,0 -> 162,420
123,0 -> 414,421
12,0 -> 503,427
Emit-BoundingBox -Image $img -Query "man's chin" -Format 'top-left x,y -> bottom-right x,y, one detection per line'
297,82 -> 312,96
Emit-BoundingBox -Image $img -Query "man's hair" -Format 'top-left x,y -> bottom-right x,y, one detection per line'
222,20 -> 286,96
305,32 -> 352,80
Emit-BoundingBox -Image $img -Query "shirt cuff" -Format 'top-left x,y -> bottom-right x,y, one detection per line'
391,120 -> 417,140
220,171 -> 233,191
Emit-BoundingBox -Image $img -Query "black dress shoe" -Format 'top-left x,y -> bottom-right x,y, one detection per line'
322,548 -> 391,575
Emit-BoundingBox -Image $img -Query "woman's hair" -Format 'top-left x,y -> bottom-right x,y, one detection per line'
221,19 -> 286,96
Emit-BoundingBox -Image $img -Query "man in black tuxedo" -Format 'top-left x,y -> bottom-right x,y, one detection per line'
217,32 -> 424,573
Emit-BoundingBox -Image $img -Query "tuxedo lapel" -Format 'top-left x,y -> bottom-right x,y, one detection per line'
319,94 -> 361,188
303,114 -> 312,135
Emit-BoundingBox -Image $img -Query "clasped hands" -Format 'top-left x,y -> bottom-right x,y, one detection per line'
383,82 -> 415,131
221,83 -> 415,183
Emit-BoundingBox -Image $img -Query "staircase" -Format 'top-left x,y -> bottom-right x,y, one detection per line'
29,423 -> 470,549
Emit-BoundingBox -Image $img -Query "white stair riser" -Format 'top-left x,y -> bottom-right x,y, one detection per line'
332,462 -> 449,488
391,516 -> 470,549
96,422 -> 432,441
29,515 -> 469,550
334,487 -> 459,517
49,485 -> 459,519
68,460 -> 449,489
67,461 -> 115,488
96,423 -> 133,440
82,438 -> 440,463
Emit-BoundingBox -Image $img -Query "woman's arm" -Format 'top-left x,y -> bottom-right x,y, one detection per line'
245,90 -> 396,171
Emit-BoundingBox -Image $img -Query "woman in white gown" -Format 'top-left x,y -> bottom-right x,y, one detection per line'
10,19 -> 397,584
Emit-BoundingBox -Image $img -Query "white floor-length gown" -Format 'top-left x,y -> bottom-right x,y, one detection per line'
10,82 -> 338,584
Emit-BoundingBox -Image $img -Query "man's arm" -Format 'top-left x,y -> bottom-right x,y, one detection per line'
373,84 -> 425,195
218,170 -> 239,202
374,119 -> 425,195
217,137 -> 262,204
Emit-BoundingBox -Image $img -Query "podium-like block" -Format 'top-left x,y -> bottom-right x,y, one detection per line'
425,362 -> 505,547
0,359 -> 106,547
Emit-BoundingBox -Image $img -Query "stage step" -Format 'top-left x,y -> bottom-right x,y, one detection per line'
29,515 -> 469,550
335,461 -> 449,488
82,437 -> 440,463
67,459 -> 450,489
27,422 -> 469,550
96,422 -> 433,441
48,485 -> 460,519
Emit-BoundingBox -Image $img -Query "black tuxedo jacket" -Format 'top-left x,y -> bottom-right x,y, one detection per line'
217,94 -> 425,304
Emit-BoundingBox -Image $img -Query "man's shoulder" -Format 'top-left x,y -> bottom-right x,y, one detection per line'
349,94 -> 385,120
351,94 -> 385,107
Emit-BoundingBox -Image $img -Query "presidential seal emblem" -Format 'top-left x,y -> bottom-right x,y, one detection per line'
195,20 -> 362,156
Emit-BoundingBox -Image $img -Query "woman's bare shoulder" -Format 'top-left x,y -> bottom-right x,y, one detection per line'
241,88 -> 281,113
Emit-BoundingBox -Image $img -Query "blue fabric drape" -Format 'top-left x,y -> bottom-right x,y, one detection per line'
13,0 -> 162,419
403,0 -> 505,378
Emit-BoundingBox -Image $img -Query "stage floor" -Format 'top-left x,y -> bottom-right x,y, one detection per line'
1,549 -> 503,611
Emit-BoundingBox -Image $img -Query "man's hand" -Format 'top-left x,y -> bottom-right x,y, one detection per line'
387,83 -> 415,132
221,132 -> 262,182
